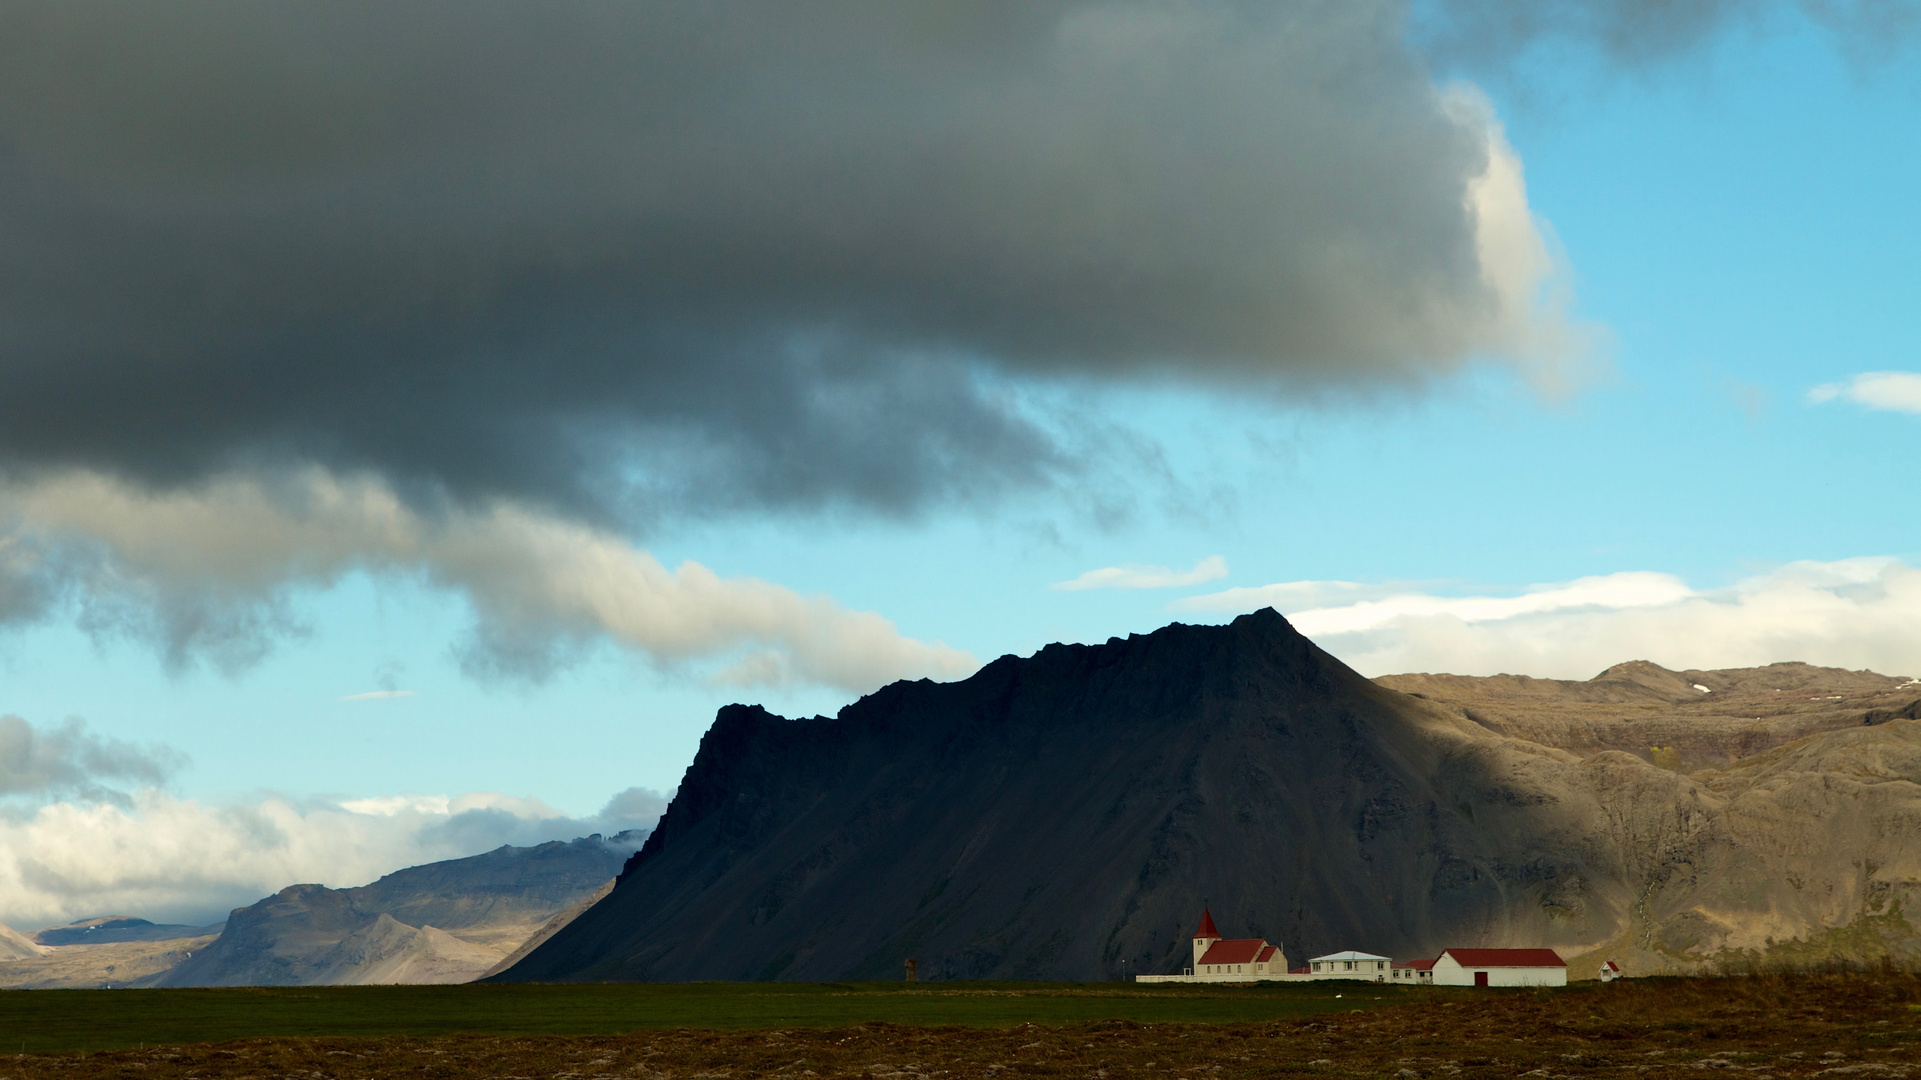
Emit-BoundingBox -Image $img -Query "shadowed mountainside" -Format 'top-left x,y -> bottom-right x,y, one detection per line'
156,835 -> 636,987
500,610 -> 1691,982
498,610 -> 1921,983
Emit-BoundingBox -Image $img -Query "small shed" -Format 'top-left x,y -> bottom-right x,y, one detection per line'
1598,959 -> 1623,982
1430,948 -> 1566,987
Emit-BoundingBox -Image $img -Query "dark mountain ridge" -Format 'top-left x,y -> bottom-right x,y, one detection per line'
500,610 -> 1655,982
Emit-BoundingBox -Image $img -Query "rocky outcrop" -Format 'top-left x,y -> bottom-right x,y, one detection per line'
498,612 -> 1921,983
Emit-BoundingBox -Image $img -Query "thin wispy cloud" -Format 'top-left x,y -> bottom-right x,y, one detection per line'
1054,555 -> 1228,592
1809,371 -> 1921,415
341,690 -> 416,701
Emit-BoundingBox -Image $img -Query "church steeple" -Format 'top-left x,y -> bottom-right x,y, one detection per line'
1191,907 -> 1221,970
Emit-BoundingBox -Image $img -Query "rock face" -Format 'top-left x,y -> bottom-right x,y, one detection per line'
497,610 -> 1921,983
1380,661 -> 1919,772
1388,663 -> 1921,973
160,835 -> 636,986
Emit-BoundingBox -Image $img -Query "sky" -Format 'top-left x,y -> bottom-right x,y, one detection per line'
2,0 -> 1919,929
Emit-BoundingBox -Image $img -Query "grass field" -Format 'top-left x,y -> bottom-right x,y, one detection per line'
5,973 -> 1918,1078
0,980 -> 1393,1055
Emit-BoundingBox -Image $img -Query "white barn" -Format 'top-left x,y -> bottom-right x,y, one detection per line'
1429,948 -> 1566,987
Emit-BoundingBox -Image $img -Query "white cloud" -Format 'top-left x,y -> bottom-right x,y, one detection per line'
0,469 -> 976,691
341,690 -> 416,701
1182,558 -> 1921,680
1808,371 -> 1921,414
0,784 -> 668,930
1053,555 -> 1228,592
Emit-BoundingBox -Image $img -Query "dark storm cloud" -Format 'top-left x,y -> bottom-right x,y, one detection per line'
0,1 -> 1553,521
0,715 -> 184,804
1420,0 -> 1919,69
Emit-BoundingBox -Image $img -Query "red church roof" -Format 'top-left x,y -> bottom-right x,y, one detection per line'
1193,909 -> 1220,939
1197,938 -> 1268,965
1257,945 -> 1278,962
1441,948 -> 1565,968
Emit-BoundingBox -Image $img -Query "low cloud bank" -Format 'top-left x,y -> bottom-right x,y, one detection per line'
0,776 -> 669,930
1179,558 -> 1921,679
0,469 -> 976,689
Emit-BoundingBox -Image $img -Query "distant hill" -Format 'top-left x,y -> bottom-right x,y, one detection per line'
496,610 -> 1921,983
161,834 -> 638,987
34,916 -> 219,946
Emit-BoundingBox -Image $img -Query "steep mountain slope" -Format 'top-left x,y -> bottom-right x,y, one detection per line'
500,610 -> 1704,983
0,920 -> 45,960
478,878 -> 616,980
160,835 -> 636,986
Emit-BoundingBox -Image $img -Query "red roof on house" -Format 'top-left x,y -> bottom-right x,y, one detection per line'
1193,908 -> 1220,939
1197,938 -> 1268,965
1257,945 -> 1278,962
1289,966 -> 1310,975
1441,948 -> 1565,968
1395,958 -> 1436,971
1601,960 -> 1622,972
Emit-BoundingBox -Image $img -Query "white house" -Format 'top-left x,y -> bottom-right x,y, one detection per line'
1303,950 -> 1392,981
1391,958 -> 1434,984
1136,908 -> 1290,983
1429,948 -> 1566,987
1598,960 -> 1622,982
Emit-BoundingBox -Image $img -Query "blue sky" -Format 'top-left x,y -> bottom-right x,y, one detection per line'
1,2 -> 1918,927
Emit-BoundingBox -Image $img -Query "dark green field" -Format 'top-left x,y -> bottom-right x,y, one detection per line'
0,980 -> 1409,1054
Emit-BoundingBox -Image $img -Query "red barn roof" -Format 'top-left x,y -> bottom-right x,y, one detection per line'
1193,909 -> 1220,939
1441,948 -> 1565,968
1197,938 -> 1268,965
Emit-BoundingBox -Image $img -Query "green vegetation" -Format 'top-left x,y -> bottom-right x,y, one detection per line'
0,980 -> 1411,1054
